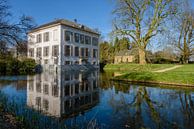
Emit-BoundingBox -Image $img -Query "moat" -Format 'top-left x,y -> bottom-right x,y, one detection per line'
0,70 -> 194,129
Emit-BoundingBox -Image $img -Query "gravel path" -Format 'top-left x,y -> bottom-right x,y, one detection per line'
153,65 -> 182,73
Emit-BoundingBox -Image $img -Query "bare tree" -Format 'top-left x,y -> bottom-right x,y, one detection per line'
176,2 -> 194,64
113,0 -> 178,64
0,0 -> 36,56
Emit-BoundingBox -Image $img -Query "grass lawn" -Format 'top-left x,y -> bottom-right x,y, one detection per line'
104,63 -> 176,71
105,64 -> 194,85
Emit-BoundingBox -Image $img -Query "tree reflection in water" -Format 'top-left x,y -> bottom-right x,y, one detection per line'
179,92 -> 194,128
100,71 -> 194,129
108,86 -> 163,129
1,71 -> 194,128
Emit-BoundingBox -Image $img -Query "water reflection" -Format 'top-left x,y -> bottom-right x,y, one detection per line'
27,71 -> 99,118
1,71 -> 194,128
99,71 -> 194,129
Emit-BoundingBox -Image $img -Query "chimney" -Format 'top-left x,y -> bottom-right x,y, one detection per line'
74,19 -> 77,23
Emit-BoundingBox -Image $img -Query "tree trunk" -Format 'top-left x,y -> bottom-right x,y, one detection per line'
139,48 -> 146,64
182,50 -> 189,64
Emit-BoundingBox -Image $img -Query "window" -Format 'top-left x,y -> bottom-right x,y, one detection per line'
36,34 -> 42,43
65,73 -> 70,80
64,100 -> 70,110
36,82 -> 41,93
36,74 -> 41,81
74,33 -> 80,43
93,49 -> 98,58
52,84 -> 59,97
36,47 -> 42,57
43,99 -> 49,111
74,47 -> 79,57
93,80 -> 97,89
65,45 -> 70,56
52,45 -> 59,57
74,74 -> 79,80
28,34 -> 35,43
65,31 -> 73,42
43,32 -> 49,42
43,47 -> 49,57
70,85 -> 73,96
92,37 -> 98,46
81,48 -> 85,57
85,82 -> 89,91
80,34 -> 85,44
80,82 -> 84,92
75,61 -> 79,64
36,97 -> 41,107
43,84 -> 49,95
29,81 -> 34,91
53,30 -> 58,41
65,85 -> 70,96
44,59 -> 48,64
75,83 -> 79,94
71,46 -> 73,56
44,74 -> 48,81
29,48 -> 34,57
85,36 -> 91,45
54,58 -> 58,64
85,48 -> 89,57
65,61 -> 71,65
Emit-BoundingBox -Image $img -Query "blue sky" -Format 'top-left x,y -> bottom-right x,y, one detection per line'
9,0 -> 115,40
9,0 -> 194,45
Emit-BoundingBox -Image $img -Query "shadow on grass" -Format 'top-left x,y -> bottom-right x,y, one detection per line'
116,72 -> 155,82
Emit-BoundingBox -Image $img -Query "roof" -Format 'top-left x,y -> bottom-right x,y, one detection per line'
28,19 -> 100,35
115,49 -> 136,56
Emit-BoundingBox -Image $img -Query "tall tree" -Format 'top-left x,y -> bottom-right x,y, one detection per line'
0,41 -> 7,55
114,37 -> 130,53
113,0 -> 178,64
176,3 -> 194,64
100,41 -> 110,63
0,0 -> 36,54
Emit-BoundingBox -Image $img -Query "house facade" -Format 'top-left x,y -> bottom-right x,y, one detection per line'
28,19 -> 100,69
114,50 -> 135,64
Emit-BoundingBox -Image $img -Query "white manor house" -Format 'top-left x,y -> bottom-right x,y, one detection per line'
28,19 -> 100,70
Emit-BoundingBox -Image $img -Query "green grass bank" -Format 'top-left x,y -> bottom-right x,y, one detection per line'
104,64 -> 194,86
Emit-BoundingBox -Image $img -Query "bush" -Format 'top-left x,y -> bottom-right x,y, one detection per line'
0,58 -> 36,75
151,58 -> 175,64
6,58 -> 21,74
0,60 -> 7,75
19,58 -> 36,74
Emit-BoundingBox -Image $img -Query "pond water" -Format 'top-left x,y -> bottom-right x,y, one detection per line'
0,70 -> 194,129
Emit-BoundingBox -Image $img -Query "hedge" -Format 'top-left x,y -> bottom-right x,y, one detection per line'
0,58 -> 36,75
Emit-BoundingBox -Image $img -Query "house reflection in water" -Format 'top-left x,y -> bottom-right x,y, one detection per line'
27,70 -> 99,118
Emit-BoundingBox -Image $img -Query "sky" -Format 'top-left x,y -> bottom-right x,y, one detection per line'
8,0 -> 194,47
9,0 -> 115,40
